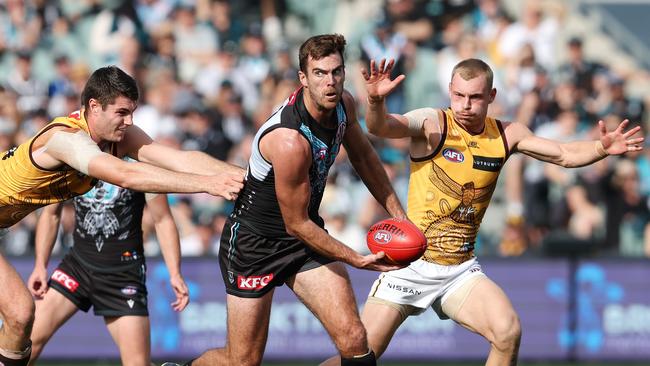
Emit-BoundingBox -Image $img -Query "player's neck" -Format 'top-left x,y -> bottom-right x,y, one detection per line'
454,117 -> 485,135
303,93 -> 335,126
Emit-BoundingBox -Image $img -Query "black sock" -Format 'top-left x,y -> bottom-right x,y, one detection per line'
341,350 -> 376,366
0,350 -> 31,366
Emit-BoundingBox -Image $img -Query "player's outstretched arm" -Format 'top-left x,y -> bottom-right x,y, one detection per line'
123,125 -> 246,177
41,128 -> 243,198
511,119 -> 644,167
28,203 -> 63,298
265,128 -> 403,272
342,94 -> 406,219
147,194 -> 189,312
363,58 -> 417,138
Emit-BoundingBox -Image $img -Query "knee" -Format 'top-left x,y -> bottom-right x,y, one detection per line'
3,297 -> 35,339
490,313 -> 521,353
334,321 -> 368,357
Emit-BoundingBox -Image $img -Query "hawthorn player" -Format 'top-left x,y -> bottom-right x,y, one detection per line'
322,58 -> 643,366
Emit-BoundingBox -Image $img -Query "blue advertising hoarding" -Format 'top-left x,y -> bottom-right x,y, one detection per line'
10,258 -> 649,362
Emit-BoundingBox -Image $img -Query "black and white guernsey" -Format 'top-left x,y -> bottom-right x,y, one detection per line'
231,88 -> 348,238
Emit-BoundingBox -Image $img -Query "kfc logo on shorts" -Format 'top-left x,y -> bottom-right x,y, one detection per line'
237,274 -> 274,290
442,148 -> 464,163
51,269 -> 79,292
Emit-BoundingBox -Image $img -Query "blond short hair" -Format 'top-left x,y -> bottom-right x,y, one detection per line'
451,59 -> 494,89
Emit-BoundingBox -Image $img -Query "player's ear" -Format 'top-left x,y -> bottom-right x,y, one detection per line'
489,88 -> 497,103
89,98 -> 101,113
298,70 -> 308,88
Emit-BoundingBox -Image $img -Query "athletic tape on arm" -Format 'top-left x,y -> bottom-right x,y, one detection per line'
44,130 -> 103,175
404,108 -> 436,136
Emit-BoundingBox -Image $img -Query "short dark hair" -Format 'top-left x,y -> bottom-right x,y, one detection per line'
298,34 -> 346,72
81,66 -> 139,110
451,58 -> 494,89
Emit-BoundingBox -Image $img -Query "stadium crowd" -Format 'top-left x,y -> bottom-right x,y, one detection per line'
0,0 -> 648,259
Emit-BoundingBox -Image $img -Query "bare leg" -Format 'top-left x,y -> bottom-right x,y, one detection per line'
289,262 -> 368,359
449,277 -> 521,366
192,290 -> 274,366
28,290 -> 78,364
320,297 -> 408,366
105,316 -> 151,366
0,254 -> 34,352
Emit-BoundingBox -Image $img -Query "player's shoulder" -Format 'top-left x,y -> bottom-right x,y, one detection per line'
404,107 -> 439,119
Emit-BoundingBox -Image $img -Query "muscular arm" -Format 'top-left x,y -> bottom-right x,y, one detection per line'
343,94 -> 405,218
507,119 -> 644,168
123,125 -> 245,176
42,129 -> 243,198
28,203 -> 63,297
262,128 -> 400,272
147,194 -> 188,311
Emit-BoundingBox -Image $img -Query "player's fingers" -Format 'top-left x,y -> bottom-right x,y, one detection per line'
369,59 -> 377,76
617,119 -> 630,133
598,120 -> 607,136
378,59 -> 387,74
361,67 -> 370,81
391,75 -> 406,88
623,125 -> 642,138
385,59 -> 395,73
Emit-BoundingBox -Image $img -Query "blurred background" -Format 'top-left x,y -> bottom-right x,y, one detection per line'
0,0 -> 648,364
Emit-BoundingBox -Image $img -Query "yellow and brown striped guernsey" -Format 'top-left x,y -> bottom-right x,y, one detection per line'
0,110 -> 110,228
407,108 -> 509,265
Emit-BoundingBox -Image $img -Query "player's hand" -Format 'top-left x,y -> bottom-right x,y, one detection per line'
598,119 -> 644,155
207,171 -> 245,201
355,251 -> 406,272
28,266 -> 49,299
361,58 -> 405,103
169,273 -> 189,312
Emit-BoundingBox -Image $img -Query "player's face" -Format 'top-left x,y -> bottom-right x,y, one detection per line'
89,96 -> 137,142
449,73 -> 495,128
299,53 -> 345,111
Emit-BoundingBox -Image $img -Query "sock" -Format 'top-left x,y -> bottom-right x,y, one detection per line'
341,349 -> 376,366
0,341 -> 32,366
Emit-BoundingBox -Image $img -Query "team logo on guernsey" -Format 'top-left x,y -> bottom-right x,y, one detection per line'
316,147 -> 327,160
442,148 -> 464,163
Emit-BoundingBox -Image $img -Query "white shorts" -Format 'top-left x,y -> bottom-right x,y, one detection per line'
367,257 -> 485,319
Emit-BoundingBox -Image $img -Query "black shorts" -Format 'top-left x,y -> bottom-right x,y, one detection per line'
219,219 -> 333,298
48,252 -> 148,317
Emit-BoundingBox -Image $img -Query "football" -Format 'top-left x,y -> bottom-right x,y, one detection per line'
366,218 -> 427,265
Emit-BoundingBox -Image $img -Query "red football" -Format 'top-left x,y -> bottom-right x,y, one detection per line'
366,218 -> 427,265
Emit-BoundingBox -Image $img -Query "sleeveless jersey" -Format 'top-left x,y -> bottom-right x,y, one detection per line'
408,109 -> 509,265
0,110 -> 113,228
231,88 -> 347,238
71,171 -> 145,267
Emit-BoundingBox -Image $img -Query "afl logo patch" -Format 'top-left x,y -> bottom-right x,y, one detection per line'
442,148 -> 464,163
373,230 -> 393,244
121,286 -> 138,296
